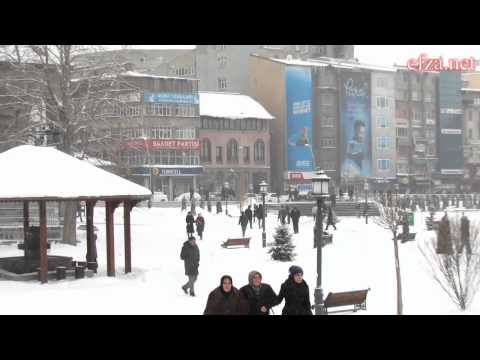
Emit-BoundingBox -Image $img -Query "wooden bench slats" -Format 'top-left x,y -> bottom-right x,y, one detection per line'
222,238 -> 250,248
323,289 -> 370,314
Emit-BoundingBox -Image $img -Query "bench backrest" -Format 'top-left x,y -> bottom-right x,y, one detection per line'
324,289 -> 370,308
227,238 -> 250,245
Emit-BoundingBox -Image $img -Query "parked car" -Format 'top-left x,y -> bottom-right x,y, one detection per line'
152,192 -> 168,202
265,193 -> 279,203
174,192 -> 201,202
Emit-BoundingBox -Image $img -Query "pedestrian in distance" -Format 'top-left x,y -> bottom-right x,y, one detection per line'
330,193 -> 336,209
460,212 -> 472,255
256,204 -> 264,229
180,236 -> 200,297
186,211 -> 195,238
189,187 -> 194,202
191,198 -> 196,216
325,206 -> 337,231
200,198 -> 205,210
181,197 -> 187,212
290,207 -> 301,234
240,271 -> 277,315
271,266 -> 313,315
239,211 -> 249,237
278,205 -> 287,225
207,200 -> 212,213
245,205 -> 253,229
216,201 -> 222,214
195,213 -> 205,240
286,205 -> 291,225
204,275 -> 249,315
253,204 -> 258,224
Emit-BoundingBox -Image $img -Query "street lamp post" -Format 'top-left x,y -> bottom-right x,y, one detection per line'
364,181 -> 369,224
312,169 -> 331,316
259,181 -> 268,248
224,181 -> 230,216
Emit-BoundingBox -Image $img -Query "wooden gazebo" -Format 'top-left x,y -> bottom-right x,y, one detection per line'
0,145 -> 152,283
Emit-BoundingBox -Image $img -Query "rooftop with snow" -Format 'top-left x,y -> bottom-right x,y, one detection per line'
199,92 -> 274,120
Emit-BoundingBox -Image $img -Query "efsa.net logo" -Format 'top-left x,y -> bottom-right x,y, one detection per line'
407,53 -> 476,72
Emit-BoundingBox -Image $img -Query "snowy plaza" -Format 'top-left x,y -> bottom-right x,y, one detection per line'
0,202 -> 479,315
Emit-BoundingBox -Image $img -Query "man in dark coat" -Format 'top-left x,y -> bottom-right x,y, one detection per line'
272,266 -> 313,315
325,206 -> 337,230
195,213 -> 205,240
216,201 -> 222,214
256,204 -> 264,228
437,212 -> 453,254
186,211 -> 195,238
253,204 -> 258,224
460,212 -> 472,255
180,237 -> 200,297
245,206 -> 253,229
330,193 -> 336,209
239,212 -> 249,237
204,275 -> 249,315
278,206 -> 287,225
181,197 -> 187,212
240,271 -> 277,315
290,207 -> 301,234
285,205 -> 291,225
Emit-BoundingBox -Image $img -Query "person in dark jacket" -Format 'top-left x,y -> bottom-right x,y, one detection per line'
239,211 -> 249,237
180,237 -> 200,297
256,204 -> 264,228
325,206 -> 337,230
253,204 -> 258,224
181,197 -> 187,212
286,205 -> 291,225
460,212 -> 472,255
272,266 -> 313,315
195,213 -> 205,240
186,211 -> 195,238
245,206 -> 253,229
290,207 -> 301,234
204,275 -> 249,315
216,201 -> 222,214
240,271 -> 277,315
330,193 -> 336,209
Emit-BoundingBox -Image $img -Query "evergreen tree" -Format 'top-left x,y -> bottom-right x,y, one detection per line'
268,225 -> 296,262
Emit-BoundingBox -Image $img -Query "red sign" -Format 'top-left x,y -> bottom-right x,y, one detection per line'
289,173 -> 305,181
125,139 -> 200,150
407,53 -> 476,72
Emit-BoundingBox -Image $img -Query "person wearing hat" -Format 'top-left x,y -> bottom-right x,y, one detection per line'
240,271 -> 277,315
204,275 -> 249,315
180,236 -> 200,297
272,266 -> 313,315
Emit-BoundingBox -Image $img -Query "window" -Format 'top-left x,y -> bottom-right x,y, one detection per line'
377,136 -> 391,150
397,127 -> 408,137
201,139 -> 211,162
216,45 -> 227,51
174,128 -> 196,139
469,129 -> 473,139
376,77 -> 388,88
320,93 -> 335,106
217,56 -> 228,69
474,97 -> 480,106
227,139 -> 238,163
424,92 -> 432,102
411,90 -> 420,101
377,159 -> 391,171
412,109 -> 422,121
175,67 -> 194,76
377,115 -> 389,128
321,116 -> 334,127
468,110 -> 473,122
216,146 -> 223,163
243,146 -> 250,163
218,78 -> 227,90
376,96 -> 390,109
254,140 -> 265,162
320,138 -> 336,147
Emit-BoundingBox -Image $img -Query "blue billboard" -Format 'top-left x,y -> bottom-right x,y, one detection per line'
285,66 -> 315,173
340,72 -> 372,178
144,92 -> 199,104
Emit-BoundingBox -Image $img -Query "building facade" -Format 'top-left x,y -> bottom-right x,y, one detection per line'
97,71 -> 202,200
461,88 -> 480,191
198,92 -> 273,196
259,45 -> 355,60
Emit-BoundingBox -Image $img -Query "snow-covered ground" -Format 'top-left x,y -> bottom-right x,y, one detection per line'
0,205 -> 479,315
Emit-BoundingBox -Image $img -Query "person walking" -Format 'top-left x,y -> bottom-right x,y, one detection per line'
204,275 -> 249,315
180,236 -> 200,297
271,266 -> 313,315
253,204 -> 258,224
330,193 -> 336,209
191,198 -> 196,216
285,205 -> 291,225
240,271 -> 277,315
181,196 -> 187,212
460,212 -> 472,255
256,204 -> 264,229
290,207 -> 301,234
278,206 -> 287,225
325,206 -> 337,231
186,211 -> 195,238
195,213 -> 205,240
216,201 -> 222,214
245,205 -> 253,229
239,211 -> 249,237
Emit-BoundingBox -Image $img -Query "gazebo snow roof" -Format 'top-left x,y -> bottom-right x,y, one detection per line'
0,145 -> 152,201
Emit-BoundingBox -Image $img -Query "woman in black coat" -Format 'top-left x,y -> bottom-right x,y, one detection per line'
240,271 -> 277,315
186,211 -> 195,237
272,266 -> 313,315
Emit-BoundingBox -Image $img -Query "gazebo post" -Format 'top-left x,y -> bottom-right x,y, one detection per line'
105,200 -> 120,277
23,201 -> 29,257
123,201 -> 132,274
85,200 -> 97,271
39,201 -> 48,284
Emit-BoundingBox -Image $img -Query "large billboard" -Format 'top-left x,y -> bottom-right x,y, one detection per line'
285,66 -> 315,174
340,72 -> 372,178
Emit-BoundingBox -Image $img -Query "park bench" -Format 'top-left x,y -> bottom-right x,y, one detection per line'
221,237 -> 250,249
322,288 -> 370,314
398,233 -> 416,243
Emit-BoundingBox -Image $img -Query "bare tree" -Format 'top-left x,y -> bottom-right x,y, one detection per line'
0,45 -> 140,245
419,215 -> 480,311
373,204 -> 404,315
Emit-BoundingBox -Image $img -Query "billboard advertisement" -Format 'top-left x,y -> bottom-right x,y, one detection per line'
285,66 -> 315,174
340,72 -> 372,178
144,92 -> 199,104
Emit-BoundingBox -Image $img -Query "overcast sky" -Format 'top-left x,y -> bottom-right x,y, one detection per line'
109,45 -> 480,67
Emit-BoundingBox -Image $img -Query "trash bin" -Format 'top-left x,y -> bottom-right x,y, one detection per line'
407,212 -> 414,226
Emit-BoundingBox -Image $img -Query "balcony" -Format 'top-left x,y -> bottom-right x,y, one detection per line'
397,137 -> 410,147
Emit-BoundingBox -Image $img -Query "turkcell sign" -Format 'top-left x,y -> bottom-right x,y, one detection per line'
144,92 -> 199,104
438,72 -> 464,174
285,66 -> 315,175
130,167 -> 203,177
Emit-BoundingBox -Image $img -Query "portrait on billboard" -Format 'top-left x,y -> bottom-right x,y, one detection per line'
340,73 -> 372,178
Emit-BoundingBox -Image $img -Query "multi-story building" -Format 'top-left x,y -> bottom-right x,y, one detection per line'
259,45 -> 355,60
394,67 -> 439,193
461,87 -> 480,191
198,92 -> 273,196
97,71 -> 202,200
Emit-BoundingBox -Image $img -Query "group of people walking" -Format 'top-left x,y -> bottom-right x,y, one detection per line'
186,211 -> 205,240
277,205 -> 302,234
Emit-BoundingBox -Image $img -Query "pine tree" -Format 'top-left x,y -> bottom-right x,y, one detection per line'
268,225 -> 296,262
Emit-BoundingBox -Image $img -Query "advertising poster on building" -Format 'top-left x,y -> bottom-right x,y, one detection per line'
340,72 -> 372,178
285,66 -> 315,174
